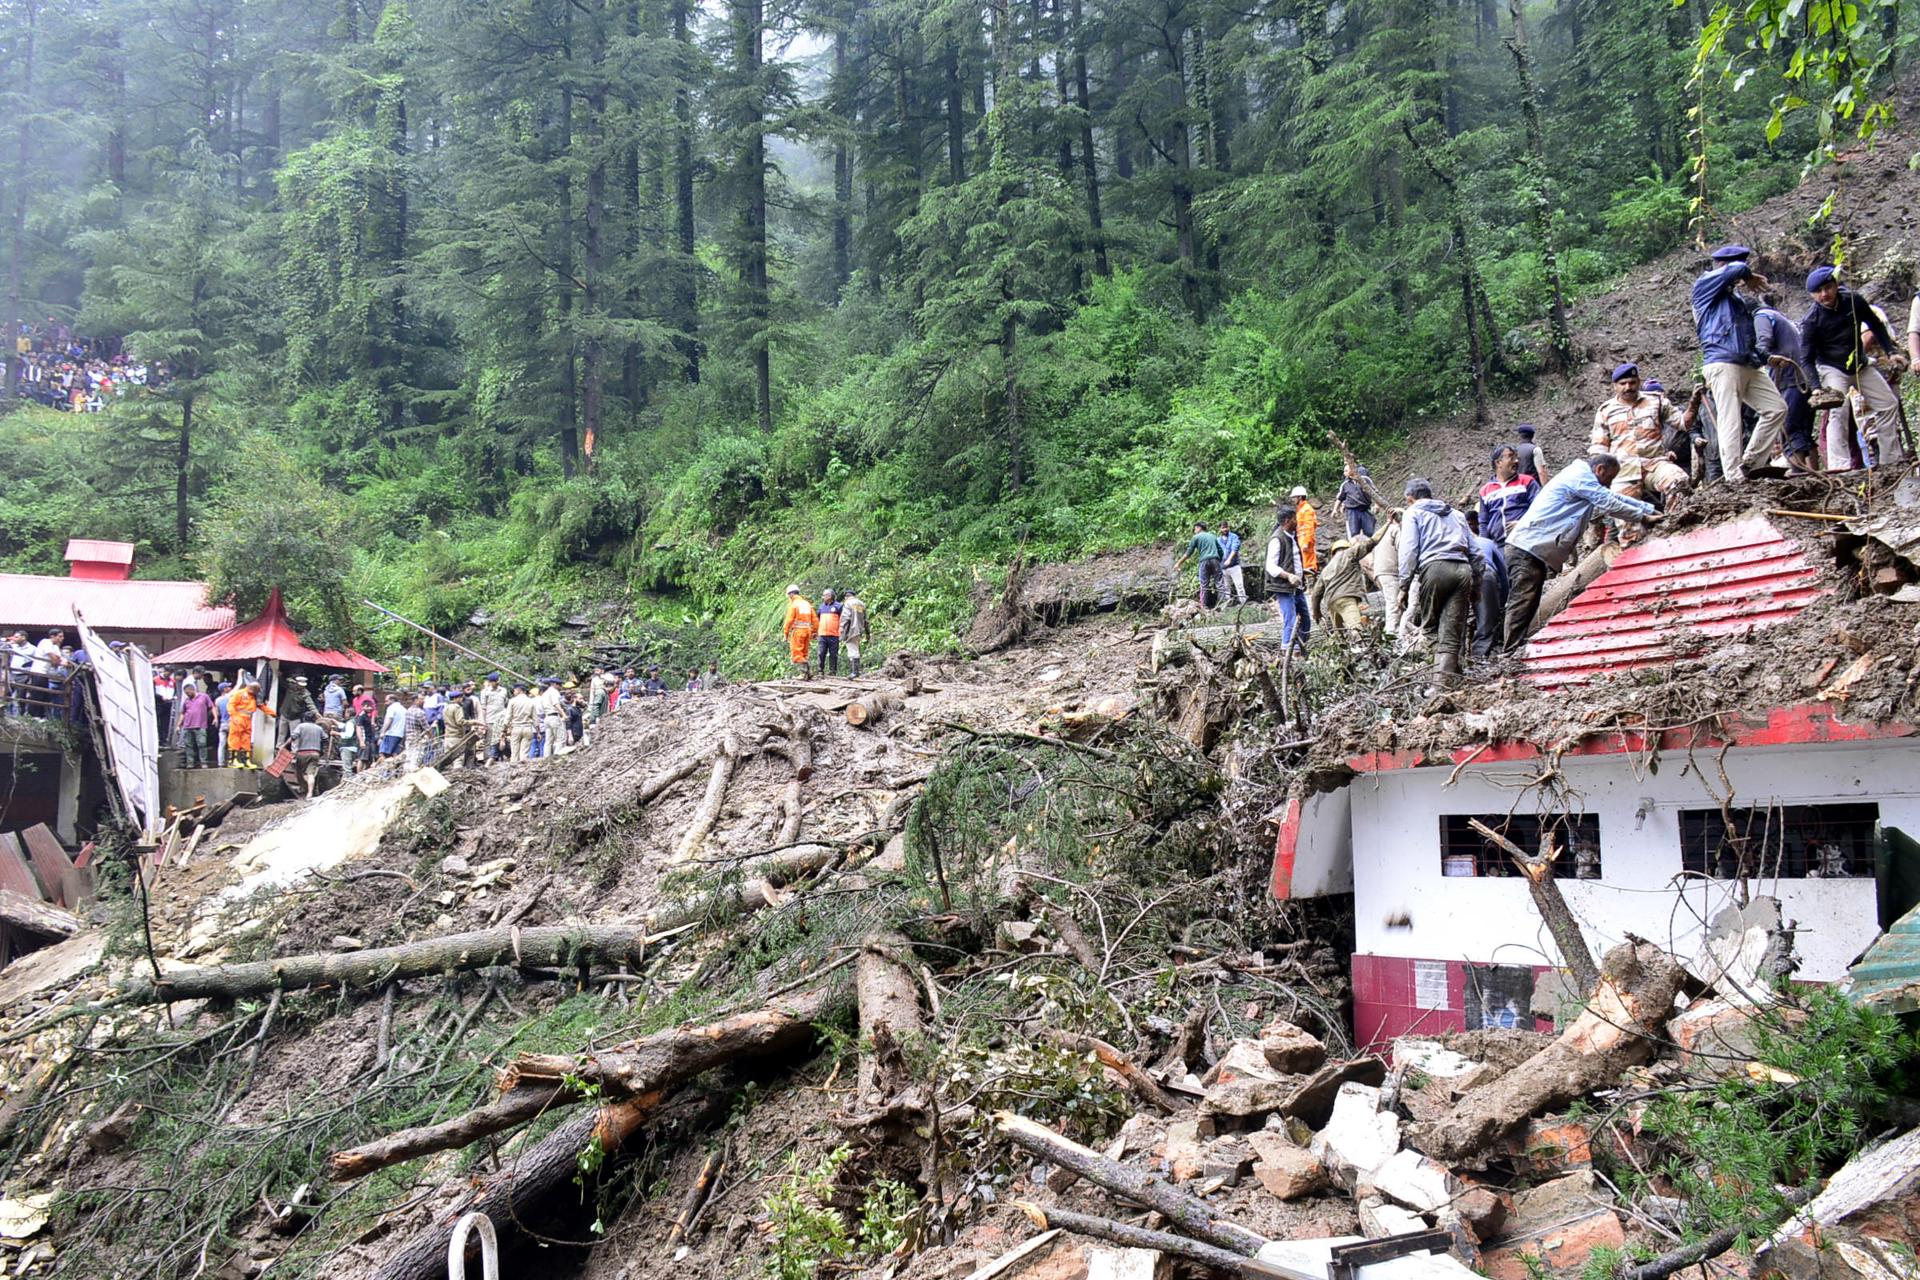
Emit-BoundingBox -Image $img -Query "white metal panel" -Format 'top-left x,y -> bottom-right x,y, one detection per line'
74,614 -> 162,840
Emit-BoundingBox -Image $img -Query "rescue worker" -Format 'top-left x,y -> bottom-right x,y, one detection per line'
537,677 -> 567,757
1692,244 -> 1788,481
287,711 -> 330,798
226,680 -> 274,769
588,668 -> 610,724
1308,529 -> 1381,633
1395,479 -> 1484,685
817,589 -> 844,675
444,686 -> 474,767
1291,486 -> 1319,575
1337,464 -> 1376,538
1590,363 -> 1691,505
505,682 -> 539,762
1477,446 -> 1539,545
1372,511 -> 1404,635
1511,424 -> 1547,484
478,674 -> 509,761
1803,265 -> 1909,467
783,586 -> 817,679
1503,453 -> 1661,649
1265,508 -> 1308,646
840,591 -> 867,677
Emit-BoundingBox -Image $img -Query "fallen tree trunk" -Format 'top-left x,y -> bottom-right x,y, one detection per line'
0,889 -> 82,939
123,924 -> 651,1004
855,932 -> 924,1108
329,1086 -> 569,1181
338,987 -> 838,1181
845,689 -> 904,727
1468,819 -> 1598,997
1014,1202 -> 1256,1268
995,1112 -> 1267,1255
501,984 -> 838,1099
370,1099 -> 651,1280
673,734 -> 740,863
1408,939 -> 1685,1163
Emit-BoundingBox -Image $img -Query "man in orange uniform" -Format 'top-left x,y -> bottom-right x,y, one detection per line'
226,680 -> 275,769
783,585 -> 817,679
1290,485 -> 1319,573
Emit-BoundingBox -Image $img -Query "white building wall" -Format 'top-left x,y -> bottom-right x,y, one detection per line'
1349,739 -> 1920,983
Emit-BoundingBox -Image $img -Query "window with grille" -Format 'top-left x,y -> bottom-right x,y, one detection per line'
1679,803 -> 1878,880
1439,814 -> 1602,879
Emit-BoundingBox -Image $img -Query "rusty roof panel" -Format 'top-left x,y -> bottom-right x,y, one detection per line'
1521,515 -> 1830,689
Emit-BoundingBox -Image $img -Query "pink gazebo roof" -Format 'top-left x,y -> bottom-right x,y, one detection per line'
150,588 -> 389,672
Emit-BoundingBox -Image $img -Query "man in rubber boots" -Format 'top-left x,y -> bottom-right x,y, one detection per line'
783,585 -> 817,679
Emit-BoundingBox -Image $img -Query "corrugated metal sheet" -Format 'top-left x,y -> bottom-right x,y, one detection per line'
62,539 -> 135,566
1842,903 -> 1920,1015
0,573 -> 234,632
1521,515 -> 1829,688
150,587 -> 388,672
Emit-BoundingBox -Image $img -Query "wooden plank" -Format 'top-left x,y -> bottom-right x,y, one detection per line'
20,826 -> 76,910
0,834 -> 46,902
0,889 -> 82,939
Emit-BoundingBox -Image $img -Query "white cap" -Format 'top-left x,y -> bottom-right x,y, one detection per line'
786,584 -> 801,595
1290,485 -> 1309,498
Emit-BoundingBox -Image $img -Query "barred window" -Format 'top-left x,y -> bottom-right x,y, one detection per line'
1440,814 -> 1602,879
1679,804 -> 1877,880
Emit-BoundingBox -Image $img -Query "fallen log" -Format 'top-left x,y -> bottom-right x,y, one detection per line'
845,688 -> 904,727
995,1112 -> 1267,1255
642,844 -> 840,934
1468,819 -> 1598,998
370,1099 -> 651,1280
0,888 -> 82,940
1039,1029 -> 1183,1115
1408,938 -> 1686,1163
1013,1202 -> 1255,1268
501,984 -> 839,1099
672,734 -> 740,863
664,1147 -> 725,1247
122,923 -> 651,1003
855,932 -> 924,1108
338,987 -> 838,1181
328,1086 -> 569,1181
1634,1185 -> 1818,1280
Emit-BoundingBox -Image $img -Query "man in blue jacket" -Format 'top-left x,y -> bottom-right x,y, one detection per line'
1502,453 -> 1661,651
1691,245 -> 1787,482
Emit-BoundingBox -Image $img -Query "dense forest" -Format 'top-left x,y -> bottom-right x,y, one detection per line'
0,0 -> 1901,668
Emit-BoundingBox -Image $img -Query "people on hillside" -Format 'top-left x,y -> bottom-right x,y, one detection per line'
1478,447 -> 1539,545
1265,508 -> 1309,647
227,681 -> 274,769
1218,523 -> 1250,606
1691,244 -> 1788,482
179,681 -> 216,768
1291,486 -> 1319,577
1371,510 -> 1405,636
288,711 -> 330,797
505,682 -> 538,761
817,589 -> 844,675
1467,513 -> 1507,660
1174,521 -> 1224,609
1502,453 -> 1661,650
1395,479 -> 1484,684
1803,266 -> 1908,467
783,586 -> 817,679
1591,363 -> 1690,506
840,591 -> 867,677
1308,530 -> 1380,633
1755,296 -> 1817,473
1337,465 -> 1376,538
1510,425 -> 1546,484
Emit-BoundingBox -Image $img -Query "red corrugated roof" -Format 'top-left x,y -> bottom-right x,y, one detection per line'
1521,514 -> 1830,689
0,573 -> 234,632
149,588 -> 388,672
63,539 -> 135,565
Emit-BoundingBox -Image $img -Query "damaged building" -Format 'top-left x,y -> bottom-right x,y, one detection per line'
1277,509 -> 1920,1046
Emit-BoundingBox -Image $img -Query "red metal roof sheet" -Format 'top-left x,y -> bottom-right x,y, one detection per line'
0,573 -> 234,633
149,588 -> 389,672
1520,514 -> 1830,689
62,539 -> 135,565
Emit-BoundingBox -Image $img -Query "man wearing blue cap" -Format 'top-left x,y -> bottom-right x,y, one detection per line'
1691,245 -> 1787,481
1591,363 -> 1690,504
1803,265 -> 1908,467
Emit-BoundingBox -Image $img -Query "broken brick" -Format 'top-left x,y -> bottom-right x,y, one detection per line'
1247,1132 -> 1328,1201
1482,1210 -> 1625,1280
1259,1019 -> 1328,1075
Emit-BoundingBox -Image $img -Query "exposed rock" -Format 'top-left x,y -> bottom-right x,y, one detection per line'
1259,1018 -> 1328,1075
1358,1196 -> 1431,1238
1362,1148 -> 1459,1216
1310,1082 -> 1402,1190
1281,1056 -> 1389,1128
1248,1131 -> 1329,1200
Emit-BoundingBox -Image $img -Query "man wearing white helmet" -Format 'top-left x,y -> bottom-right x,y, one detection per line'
783,585 -> 817,679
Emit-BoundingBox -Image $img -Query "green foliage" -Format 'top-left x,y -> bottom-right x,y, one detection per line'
199,449 -> 359,647
762,1145 -> 918,1280
1634,988 -> 1919,1241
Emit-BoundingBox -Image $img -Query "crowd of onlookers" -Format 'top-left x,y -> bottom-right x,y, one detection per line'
8,319 -> 168,412
1,627 -> 100,718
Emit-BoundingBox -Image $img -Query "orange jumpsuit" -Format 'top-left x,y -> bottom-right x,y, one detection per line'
783,597 -> 817,664
226,687 -> 275,757
1296,500 -> 1319,572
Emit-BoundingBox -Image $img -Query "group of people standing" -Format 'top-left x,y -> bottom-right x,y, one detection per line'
782,586 -> 870,678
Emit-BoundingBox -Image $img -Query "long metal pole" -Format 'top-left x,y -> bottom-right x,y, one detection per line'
360,600 -> 539,686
